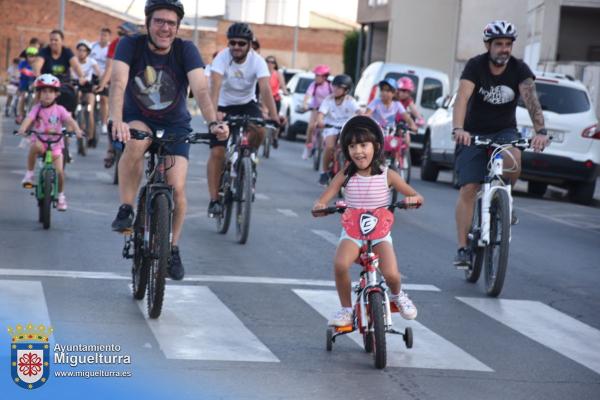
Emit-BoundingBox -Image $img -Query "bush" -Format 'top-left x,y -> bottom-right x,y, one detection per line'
343,30 -> 359,79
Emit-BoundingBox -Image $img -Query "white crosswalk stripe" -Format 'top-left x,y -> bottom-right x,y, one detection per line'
457,297 -> 600,375
0,280 -> 54,345
294,289 -> 493,371
141,285 -> 279,362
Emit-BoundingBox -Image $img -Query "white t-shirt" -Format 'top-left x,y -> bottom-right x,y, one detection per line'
90,42 -> 108,75
211,49 -> 270,107
71,57 -> 98,81
319,95 -> 359,136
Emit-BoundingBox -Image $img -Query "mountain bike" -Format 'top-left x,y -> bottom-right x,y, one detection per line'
313,200 -> 418,369
14,129 -> 75,229
464,136 -> 529,297
213,115 -> 277,244
121,128 -> 212,318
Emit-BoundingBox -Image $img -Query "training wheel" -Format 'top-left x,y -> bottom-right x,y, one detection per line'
404,327 -> 413,349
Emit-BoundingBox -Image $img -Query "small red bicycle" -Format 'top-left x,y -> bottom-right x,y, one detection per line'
312,200 -> 417,369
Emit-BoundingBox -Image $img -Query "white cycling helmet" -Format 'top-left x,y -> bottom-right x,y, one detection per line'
34,74 -> 61,90
76,39 -> 92,52
483,20 -> 517,42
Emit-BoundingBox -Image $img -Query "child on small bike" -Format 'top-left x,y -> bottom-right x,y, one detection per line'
18,74 -> 84,211
396,77 -> 425,126
302,64 -> 332,160
312,115 -> 424,326
316,74 -> 360,186
15,47 -> 38,124
366,78 -> 417,132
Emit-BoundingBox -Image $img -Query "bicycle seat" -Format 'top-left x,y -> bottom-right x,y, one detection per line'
341,208 -> 394,241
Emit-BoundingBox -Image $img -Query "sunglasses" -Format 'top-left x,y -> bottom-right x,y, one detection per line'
266,60 -> 276,64
228,40 -> 249,47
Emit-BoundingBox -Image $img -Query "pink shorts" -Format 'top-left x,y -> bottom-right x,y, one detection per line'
30,136 -> 64,158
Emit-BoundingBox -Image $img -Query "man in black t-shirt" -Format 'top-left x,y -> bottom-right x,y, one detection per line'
452,20 -> 549,267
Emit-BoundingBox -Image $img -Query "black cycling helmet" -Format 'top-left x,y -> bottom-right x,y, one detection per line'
227,22 -> 254,41
332,74 -> 353,92
339,115 -> 384,163
145,0 -> 185,19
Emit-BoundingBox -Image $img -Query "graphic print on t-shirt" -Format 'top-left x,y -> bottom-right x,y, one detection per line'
131,65 -> 178,111
478,85 -> 515,105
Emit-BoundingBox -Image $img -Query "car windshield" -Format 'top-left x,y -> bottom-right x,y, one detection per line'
294,78 -> 314,94
517,82 -> 590,114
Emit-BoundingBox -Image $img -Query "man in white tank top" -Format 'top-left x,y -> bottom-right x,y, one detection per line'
90,27 -> 111,135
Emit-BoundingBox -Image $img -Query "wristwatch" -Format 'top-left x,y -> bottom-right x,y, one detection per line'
536,128 -> 548,136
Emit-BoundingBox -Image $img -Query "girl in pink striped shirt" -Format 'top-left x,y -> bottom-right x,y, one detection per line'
312,115 -> 424,326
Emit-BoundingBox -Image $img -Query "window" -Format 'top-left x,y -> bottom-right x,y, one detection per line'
517,82 -> 590,114
368,0 -> 388,6
421,78 -> 443,110
295,78 -> 314,94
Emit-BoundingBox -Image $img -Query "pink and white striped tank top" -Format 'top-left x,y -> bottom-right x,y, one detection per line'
344,168 -> 391,209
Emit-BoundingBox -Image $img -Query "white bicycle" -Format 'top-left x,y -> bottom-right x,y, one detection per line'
464,136 -> 529,297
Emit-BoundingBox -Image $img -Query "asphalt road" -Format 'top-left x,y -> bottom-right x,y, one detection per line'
0,111 -> 599,399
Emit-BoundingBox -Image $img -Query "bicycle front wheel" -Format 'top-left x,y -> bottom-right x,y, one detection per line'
313,140 -> 322,171
399,149 -> 411,184
41,169 -> 53,229
483,190 -> 510,297
235,157 -> 253,244
368,291 -> 387,369
262,129 -> 271,158
147,194 -> 170,318
388,159 -> 399,206
113,148 -> 121,185
132,188 -> 148,300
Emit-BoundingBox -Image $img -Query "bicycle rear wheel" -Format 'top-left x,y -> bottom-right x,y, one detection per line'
41,169 -> 53,229
132,188 -> 149,300
216,169 -> 233,234
313,141 -> 322,171
368,291 -> 387,369
262,129 -> 271,158
483,190 -> 510,297
465,197 -> 484,283
235,157 -> 253,244
147,194 -> 170,318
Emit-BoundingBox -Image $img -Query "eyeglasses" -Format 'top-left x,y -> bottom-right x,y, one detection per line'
228,40 -> 249,47
266,60 -> 276,64
152,17 -> 178,29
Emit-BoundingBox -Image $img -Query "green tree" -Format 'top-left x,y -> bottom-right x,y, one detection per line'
343,30 -> 359,79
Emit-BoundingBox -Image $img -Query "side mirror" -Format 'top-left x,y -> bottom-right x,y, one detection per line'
435,96 -> 445,109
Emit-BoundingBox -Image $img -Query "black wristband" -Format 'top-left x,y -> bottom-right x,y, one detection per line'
536,128 -> 548,136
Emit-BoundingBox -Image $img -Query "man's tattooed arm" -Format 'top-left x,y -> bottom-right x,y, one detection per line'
519,78 -> 545,132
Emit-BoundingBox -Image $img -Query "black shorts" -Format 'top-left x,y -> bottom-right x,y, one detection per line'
123,115 -> 192,159
58,84 -> 77,114
79,82 -> 94,94
454,128 -> 520,187
211,101 -> 262,148
96,85 -> 109,97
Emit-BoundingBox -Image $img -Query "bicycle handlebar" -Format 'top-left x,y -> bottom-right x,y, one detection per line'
472,136 -> 530,150
311,200 -> 421,217
128,128 -> 213,144
224,115 -> 279,129
14,129 -> 77,141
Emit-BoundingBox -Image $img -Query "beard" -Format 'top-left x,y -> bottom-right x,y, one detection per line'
490,52 -> 510,66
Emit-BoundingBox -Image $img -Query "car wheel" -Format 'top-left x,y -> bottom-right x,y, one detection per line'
568,179 -> 596,205
420,134 -> 439,182
285,113 -> 296,141
527,181 -> 548,197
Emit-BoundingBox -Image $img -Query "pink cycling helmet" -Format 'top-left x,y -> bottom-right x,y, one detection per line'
313,64 -> 330,76
397,77 -> 415,92
34,74 -> 61,90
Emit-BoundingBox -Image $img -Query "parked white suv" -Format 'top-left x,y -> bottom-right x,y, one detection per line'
422,72 -> 600,205
354,61 -> 450,156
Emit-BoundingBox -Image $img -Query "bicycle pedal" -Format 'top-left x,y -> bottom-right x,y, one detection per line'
387,328 -> 402,335
390,303 -> 400,313
120,228 -> 133,235
333,325 -> 353,333
22,183 -> 34,189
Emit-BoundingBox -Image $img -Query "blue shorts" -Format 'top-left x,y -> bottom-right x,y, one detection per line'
339,228 -> 393,248
123,115 -> 192,159
455,128 -> 520,187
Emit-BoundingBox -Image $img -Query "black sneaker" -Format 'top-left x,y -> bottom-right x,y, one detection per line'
453,247 -> 471,269
207,200 -> 222,217
511,209 -> 519,225
168,246 -> 184,280
272,136 -> 279,149
318,172 -> 329,186
111,204 -> 134,232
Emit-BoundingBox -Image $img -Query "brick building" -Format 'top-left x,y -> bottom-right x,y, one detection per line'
1,0 -> 346,82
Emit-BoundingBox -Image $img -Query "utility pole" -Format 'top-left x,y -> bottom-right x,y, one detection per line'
59,0 -> 66,31
193,0 -> 199,46
292,0 -> 301,68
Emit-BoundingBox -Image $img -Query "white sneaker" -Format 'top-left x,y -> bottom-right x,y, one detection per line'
301,146 -> 309,160
101,124 -> 108,135
57,193 -> 67,211
21,171 -> 34,188
328,308 -> 353,327
392,291 -> 417,320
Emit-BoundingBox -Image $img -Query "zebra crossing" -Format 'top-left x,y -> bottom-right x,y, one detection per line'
1,276 -> 600,376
